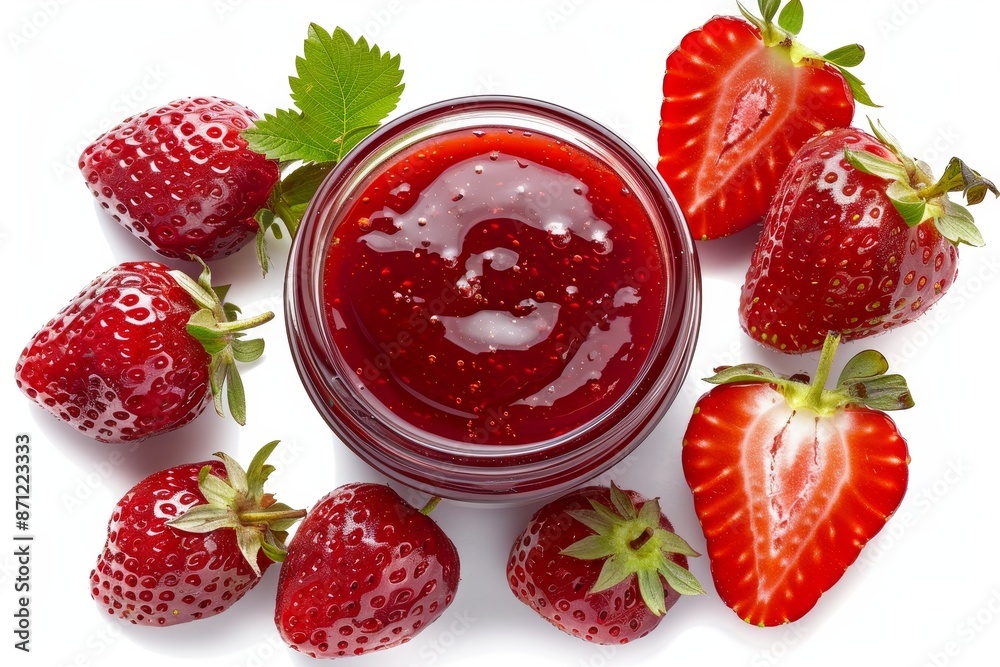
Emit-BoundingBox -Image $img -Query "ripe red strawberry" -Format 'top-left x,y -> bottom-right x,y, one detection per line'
79,96 -> 279,261
682,333 -> 911,625
658,0 -> 873,240
14,260 -> 272,442
740,123 -> 997,353
275,483 -> 460,658
91,442 -> 305,625
507,484 -> 703,644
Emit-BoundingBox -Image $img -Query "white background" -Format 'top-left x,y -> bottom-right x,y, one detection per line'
2,1 -> 999,666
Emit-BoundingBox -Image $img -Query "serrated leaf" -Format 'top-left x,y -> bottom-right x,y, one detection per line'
837,349 -> 889,386
777,0 -> 804,34
243,25 -> 403,164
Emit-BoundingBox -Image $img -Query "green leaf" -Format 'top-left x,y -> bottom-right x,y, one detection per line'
637,569 -> 667,617
651,528 -> 701,558
866,118 -> 916,174
246,440 -> 280,501
658,558 -> 707,596
565,509 -> 615,536
232,338 -> 266,363
736,2 -> 767,32
841,373 -> 915,411
590,554 -> 631,594
704,363 -> 778,385
844,148 -> 909,183
777,0 -> 804,34
837,349 -> 889,386
758,0 -> 780,24
243,25 -> 404,164
936,201 -> 986,247
609,483 -> 636,519
838,67 -> 879,107
823,43 -> 865,68
886,180 -> 929,227
166,504 -> 236,533
226,364 -> 247,426
198,465 -> 239,506
213,451 -> 250,495
560,535 -> 617,561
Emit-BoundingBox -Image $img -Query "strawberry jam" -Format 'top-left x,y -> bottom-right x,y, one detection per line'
288,97 -> 699,500
322,127 -> 666,446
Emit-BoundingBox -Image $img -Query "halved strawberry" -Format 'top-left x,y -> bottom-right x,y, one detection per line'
682,333 -> 910,625
658,0 -> 873,240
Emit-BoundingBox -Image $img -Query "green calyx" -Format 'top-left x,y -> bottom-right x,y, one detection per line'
166,441 -> 307,576
844,119 -> 998,248
706,332 -> 914,416
168,258 -> 274,425
560,483 -> 705,616
737,0 -> 876,106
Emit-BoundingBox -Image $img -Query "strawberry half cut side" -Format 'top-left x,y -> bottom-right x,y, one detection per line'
658,0 -> 874,240
682,333 -> 911,625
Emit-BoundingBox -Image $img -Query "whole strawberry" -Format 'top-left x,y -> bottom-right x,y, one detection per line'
658,0 -> 872,240
683,333 -> 910,625
740,122 -> 996,353
79,96 -> 279,262
275,483 -> 460,658
14,260 -> 271,442
507,484 -> 703,644
91,442 -> 305,625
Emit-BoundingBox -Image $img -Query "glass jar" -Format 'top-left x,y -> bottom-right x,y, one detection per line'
285,96 -> 700,502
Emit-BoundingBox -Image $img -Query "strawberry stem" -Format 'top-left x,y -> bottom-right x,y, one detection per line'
629,527 -> 655,551
420,496 -> 442,516
805,332 -> 841,405
238,508 -> 308,524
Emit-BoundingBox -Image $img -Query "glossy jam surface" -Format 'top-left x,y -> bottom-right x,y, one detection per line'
321,127 -> 667,446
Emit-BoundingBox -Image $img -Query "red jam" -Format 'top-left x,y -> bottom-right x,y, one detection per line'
321,127 -> 667,446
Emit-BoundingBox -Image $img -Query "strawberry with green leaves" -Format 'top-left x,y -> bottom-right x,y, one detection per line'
740,122 -> 997,353
91,442 -> 305,625
507,484 -> 703,644
658,0 -> 873,240
14,260 -> 271,442
682,333 -> 911,625
275,483 -> 459,658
